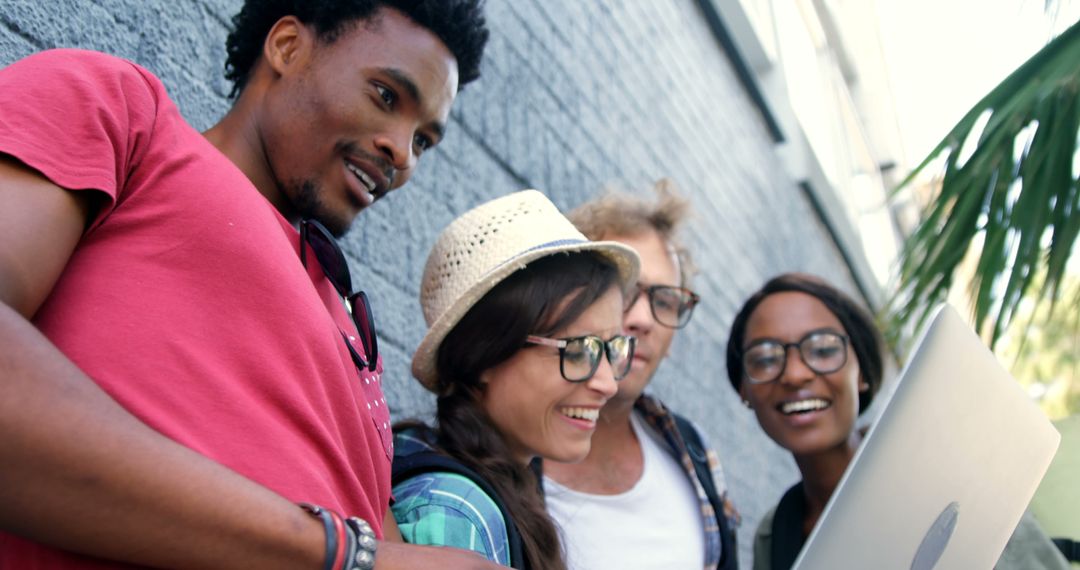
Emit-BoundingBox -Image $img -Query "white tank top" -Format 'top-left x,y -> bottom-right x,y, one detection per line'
544,411 -> 706,569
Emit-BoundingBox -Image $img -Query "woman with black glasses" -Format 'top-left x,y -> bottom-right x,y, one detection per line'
725,272 -> 1068,570
391,190 -> 640,570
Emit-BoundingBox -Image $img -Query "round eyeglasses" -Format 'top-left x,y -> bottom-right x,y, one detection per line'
300,219 -> 379,373
741,331 -> 849,384
625,283 -> 700,329
525,334 -> 636,383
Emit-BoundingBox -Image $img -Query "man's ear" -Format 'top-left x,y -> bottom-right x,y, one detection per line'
263,16 -> 311,75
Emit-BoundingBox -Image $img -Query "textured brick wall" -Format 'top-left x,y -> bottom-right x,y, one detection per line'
1,0 -> 870,564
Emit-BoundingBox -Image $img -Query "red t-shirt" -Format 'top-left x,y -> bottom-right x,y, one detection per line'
0,49 -> 393,568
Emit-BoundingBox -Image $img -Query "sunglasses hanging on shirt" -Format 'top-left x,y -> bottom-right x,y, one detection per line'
300,219 -> 379,373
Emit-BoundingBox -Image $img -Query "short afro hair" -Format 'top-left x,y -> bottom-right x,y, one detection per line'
725,273 -> 884,414
224,0 -> 489,97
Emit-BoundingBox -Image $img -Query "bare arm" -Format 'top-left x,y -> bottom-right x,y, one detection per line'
0,155 -> 325,568
0,155 -> 504,569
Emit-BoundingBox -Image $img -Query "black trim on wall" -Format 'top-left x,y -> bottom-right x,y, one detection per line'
695,0 -> 785,142
797,181 -> 877,308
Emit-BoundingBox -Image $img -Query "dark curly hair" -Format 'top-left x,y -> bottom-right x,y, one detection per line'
725,273 -> 884,414
224,0 -> 489,97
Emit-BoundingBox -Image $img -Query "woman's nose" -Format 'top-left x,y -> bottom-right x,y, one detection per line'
585,358 -> 619,399
778,346 -> 814,388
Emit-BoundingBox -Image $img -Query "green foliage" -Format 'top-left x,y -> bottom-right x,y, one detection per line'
890,19 -> 1080,349
999,271 -> 1080,418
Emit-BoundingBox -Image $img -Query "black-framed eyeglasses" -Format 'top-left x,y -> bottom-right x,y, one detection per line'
741,330 -> 849,385
525,334 -> 637,383
625,283 -> 700,329
300,219 -> 378,373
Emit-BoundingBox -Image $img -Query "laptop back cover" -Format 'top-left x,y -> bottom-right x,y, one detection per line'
792,304 -> 1060,570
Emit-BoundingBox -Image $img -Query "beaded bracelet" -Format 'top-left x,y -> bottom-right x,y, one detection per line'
345,516 -> 377,570
299,503 -> 377,570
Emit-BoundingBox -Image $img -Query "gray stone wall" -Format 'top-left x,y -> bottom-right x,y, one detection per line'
1,0 -> 870,565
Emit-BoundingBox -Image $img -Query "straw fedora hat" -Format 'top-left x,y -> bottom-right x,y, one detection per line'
411,190 -> 641,391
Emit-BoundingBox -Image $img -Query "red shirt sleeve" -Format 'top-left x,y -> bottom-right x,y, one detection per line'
0,48 -> 162,229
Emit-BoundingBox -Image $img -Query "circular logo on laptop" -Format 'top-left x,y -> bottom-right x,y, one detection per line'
911,501 -> 960,570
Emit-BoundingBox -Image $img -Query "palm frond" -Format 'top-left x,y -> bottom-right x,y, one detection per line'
889,18 -> 1080,348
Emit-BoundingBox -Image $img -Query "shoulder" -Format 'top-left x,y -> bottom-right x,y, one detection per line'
0,49 -> 170,146
753,505 -> 778,570
394,470 -> 504,518
4,49 -> 165,96
756,504 -> 777,541
392,470 -> 510,564
635,394 -> 705,443
18,49 -> 140,73
0,49 -> 177,206
391,428 -> 510,563
633,394 -> 685,445
4,49 -> 117,74
996,510 -> 1071,569
393,427 -> 438,456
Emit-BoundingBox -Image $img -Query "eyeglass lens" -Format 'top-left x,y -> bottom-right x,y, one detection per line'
742,332 -> 847,384
560,335 -> 635,382
627,284 -> 698,328
301,219 -> 378,372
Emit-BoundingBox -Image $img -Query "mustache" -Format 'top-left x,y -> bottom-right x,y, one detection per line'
339,142 -> 395,189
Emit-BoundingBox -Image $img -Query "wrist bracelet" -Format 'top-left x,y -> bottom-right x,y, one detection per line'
345,516 -> 377,570
327,509 -> 348,570
299,503 -> 377,570
299,503 -> 336,570
342,515 -> 357,570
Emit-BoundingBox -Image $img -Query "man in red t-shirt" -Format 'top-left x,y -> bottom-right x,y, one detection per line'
0,2 -> 499,569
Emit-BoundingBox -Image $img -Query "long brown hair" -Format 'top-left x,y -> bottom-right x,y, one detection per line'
431,251 -> 621,570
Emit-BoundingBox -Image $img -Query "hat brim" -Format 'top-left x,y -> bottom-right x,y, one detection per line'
411,239 -> 640,391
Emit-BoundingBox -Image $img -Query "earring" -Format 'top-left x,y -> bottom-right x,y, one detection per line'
742,399 -> 752,409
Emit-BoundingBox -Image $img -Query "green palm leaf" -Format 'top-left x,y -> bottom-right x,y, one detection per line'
890,18 -> 1080,349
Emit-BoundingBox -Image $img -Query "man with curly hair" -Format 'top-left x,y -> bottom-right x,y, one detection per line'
543,180 -> 740,570
0,1 -> 496,568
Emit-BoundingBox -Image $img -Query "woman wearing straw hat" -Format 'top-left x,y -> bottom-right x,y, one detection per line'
391,190 -> 641,569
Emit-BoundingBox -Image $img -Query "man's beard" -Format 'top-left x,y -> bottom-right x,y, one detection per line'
292,179 -> 353,237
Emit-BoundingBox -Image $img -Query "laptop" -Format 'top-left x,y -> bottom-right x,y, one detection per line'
791,304 -> 1061,570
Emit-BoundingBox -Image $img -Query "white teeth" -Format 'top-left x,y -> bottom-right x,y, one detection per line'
345,162 -> 376,194
780,398 -> 830,415
561,407 -> 599,422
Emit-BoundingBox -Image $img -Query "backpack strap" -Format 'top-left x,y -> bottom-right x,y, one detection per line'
770,483 -> 807,570
673,413 -> 739,570
392,451 -> 528,569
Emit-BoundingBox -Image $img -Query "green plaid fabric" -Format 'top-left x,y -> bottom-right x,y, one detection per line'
391,431 -> 512,566
636,394 -> 741,569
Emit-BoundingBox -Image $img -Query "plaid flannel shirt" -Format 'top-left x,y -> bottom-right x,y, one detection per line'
390,431 -> 512,565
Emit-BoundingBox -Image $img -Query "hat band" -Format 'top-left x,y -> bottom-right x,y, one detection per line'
523,238 -> 588,252
485,238 -> 590,275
